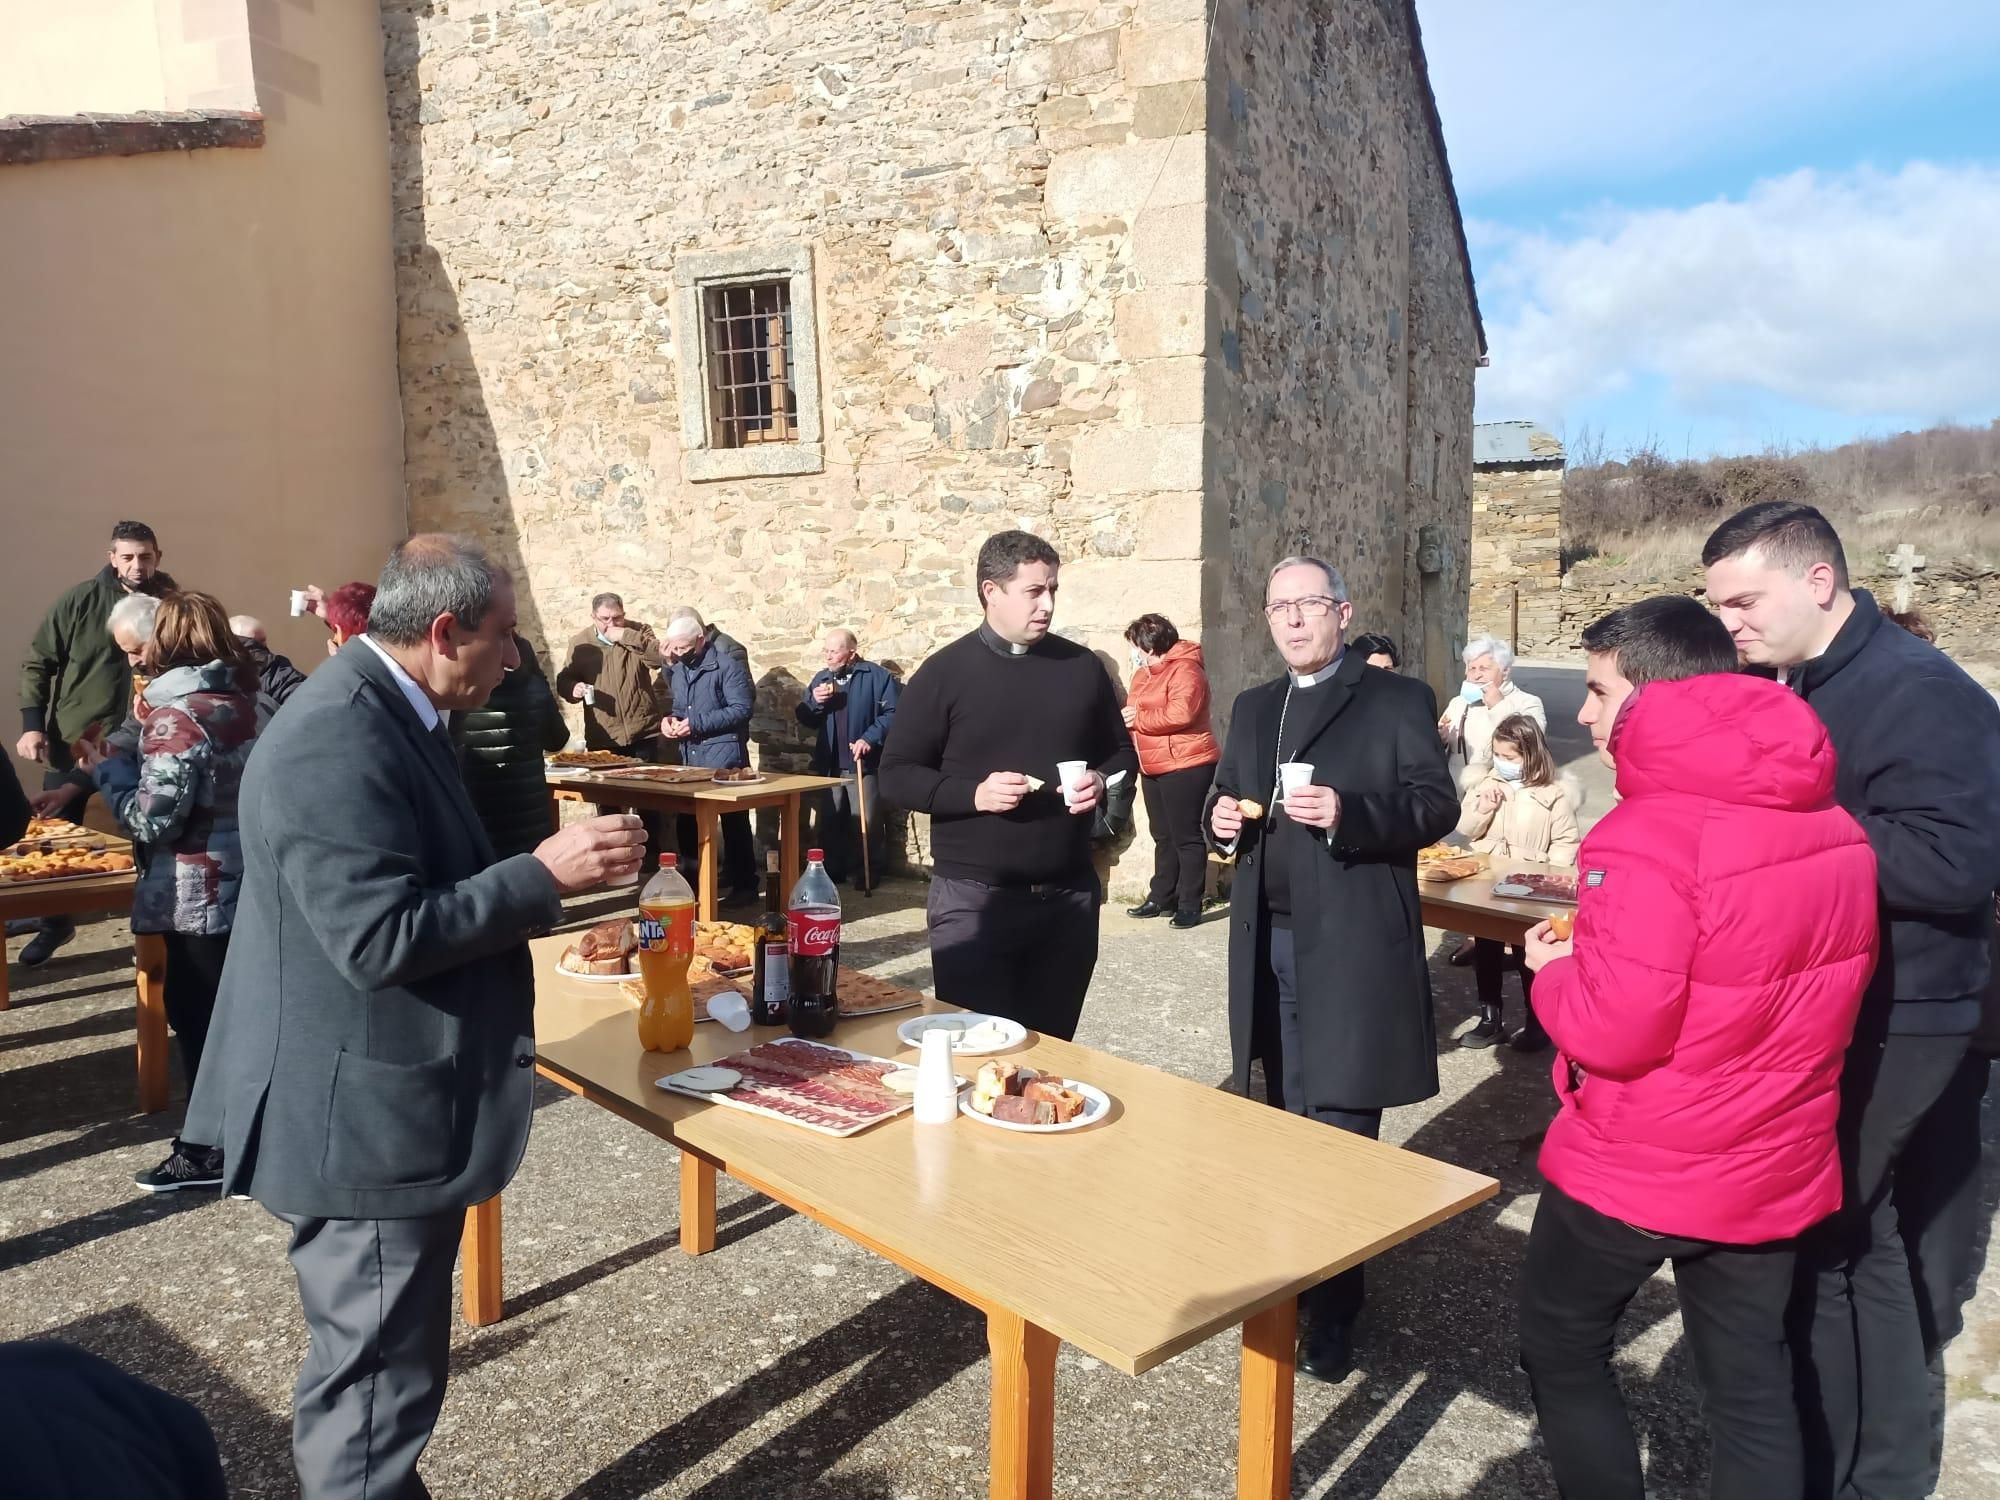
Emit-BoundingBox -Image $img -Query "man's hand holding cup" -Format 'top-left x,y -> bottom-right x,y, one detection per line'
1282,765 -> 1340,831
536,813 -> 648,893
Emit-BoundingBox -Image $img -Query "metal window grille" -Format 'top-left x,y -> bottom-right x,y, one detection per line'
703,280 -> 798,448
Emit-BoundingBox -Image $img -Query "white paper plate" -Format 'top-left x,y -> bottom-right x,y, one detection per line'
896,1013 -> 1027,1056
552,962 -> 637,986
960,1079 -> 1112,1134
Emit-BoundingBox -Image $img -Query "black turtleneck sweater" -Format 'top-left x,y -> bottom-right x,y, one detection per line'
878,623 -> 1137,884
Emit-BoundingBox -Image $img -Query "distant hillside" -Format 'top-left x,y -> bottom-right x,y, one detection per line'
1563,419 -> 2000,578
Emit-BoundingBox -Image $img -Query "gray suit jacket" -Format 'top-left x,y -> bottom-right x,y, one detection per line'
185,640 -> 563,1219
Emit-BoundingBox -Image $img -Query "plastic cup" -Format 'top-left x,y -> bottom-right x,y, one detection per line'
289,589 -> 309,617
1278,762 -> 1314,800
1055,760 -> 1089,804
707,990 -> 752,1032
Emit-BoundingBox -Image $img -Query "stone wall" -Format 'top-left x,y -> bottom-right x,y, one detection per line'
1201,0 -> 1478,728
1469,461 -> 1563,653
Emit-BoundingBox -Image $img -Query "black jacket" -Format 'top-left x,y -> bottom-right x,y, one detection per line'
1789,590 -> 2000,1027
795,658 -> 900,776
452,637 -> 569,861
1204,651 -> 1458,1110
244,639 -> 309,707
0,757 -> 28,845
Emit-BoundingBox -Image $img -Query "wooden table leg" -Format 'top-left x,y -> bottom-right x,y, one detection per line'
780,792 -> 803,893
0,944 -> 9,1010
680,1150 -> 718,1256
462,1195 -> 504,1327
696,807 -> 721,922
1237,1296 -> 1297,1500
134,932 -> 169,1113
988,1308 -> 1057,1500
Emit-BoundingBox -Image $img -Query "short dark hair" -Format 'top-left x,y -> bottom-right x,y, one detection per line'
1350,632 -> 1399,666
975,530 -> 1060,601
1580,596 -> 1739,688
370,535 -> 509,646
1123,614 -> 1180,656
591,592 -> 623,612
1887,609 -> 1936,643
1701,501 -> 1849,589
110,521 -> 159,549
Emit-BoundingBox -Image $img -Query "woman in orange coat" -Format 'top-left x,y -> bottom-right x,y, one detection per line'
1122,614 -> 1222,927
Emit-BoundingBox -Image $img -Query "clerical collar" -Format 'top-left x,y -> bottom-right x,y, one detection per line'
1289,650 -> 1343,688
978,622 -> 1032,658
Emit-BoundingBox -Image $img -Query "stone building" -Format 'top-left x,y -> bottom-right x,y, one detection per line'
385,0 -> 1485,880
1469,421 -> 1562,655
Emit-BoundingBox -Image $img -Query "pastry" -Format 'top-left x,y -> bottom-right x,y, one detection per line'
991,1095 -> 1056,1125
1238,798 -> 1266,820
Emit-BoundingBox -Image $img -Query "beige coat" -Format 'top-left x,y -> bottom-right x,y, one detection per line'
1443,680 -> 1548,790
1457,774 -> 1582,868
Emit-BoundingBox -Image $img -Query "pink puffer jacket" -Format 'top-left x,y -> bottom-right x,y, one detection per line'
1534,673 -> 1878,1244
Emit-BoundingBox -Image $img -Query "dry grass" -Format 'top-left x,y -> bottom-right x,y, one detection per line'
1573,501 -> 2000,584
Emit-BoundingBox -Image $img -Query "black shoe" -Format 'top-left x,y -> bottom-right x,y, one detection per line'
1509,1023 -> 1552,1054
1126,900 -> 1168,919
1297,1319 -> 1355,1384
1449,939 -> 1477,968
17,921 -> 76,967
1169,909 -> 1202,929
1460,1008 -> 1503,1049
134,1145 -> 223,1193
4,918 -> 37,938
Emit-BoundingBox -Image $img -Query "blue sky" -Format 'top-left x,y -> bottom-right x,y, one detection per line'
1415,0 -> 2000,459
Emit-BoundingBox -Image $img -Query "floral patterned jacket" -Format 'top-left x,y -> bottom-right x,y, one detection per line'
92,660 -> 259,935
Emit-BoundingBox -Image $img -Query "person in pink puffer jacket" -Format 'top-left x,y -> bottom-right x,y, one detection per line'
1517,596 -> 1879,1500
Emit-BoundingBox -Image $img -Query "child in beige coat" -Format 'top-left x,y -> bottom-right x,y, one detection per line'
1456,715 -> 1581,1050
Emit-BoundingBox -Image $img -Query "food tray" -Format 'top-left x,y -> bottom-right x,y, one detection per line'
1491,874 -> 1579,904
836,973 -> 927,1018
593,766 -> 717,786
0,861 -> 137,888
656,1038 -> 923,1137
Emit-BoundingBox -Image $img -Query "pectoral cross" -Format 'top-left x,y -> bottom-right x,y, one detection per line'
1887,543 -> 1926,613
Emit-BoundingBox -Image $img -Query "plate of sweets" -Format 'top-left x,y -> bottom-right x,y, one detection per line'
961,1060 -> 1109,1133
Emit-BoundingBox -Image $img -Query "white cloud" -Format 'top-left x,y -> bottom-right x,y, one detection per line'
1473,162 -> 2000,428
1416,0 -> 2000,196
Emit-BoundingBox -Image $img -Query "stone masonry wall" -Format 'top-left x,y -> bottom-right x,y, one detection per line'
1201,0 -> 1477,735
383,0 -> 1215,887
1469,461 -> 1562,654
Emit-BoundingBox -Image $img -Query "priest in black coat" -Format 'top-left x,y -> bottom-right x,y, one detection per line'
1206,556 -> 1458,1381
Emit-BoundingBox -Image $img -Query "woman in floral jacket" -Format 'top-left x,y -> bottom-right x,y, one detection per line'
83,591 -> 260,1193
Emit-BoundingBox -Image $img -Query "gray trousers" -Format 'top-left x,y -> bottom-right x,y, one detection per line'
278,1210 -> 464,1500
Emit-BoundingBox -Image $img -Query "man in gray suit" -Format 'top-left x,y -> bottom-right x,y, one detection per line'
186,535 -> 645,1500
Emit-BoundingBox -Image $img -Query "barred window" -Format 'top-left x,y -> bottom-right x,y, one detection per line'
674,245 -> 824,482
704,281 -> 798,449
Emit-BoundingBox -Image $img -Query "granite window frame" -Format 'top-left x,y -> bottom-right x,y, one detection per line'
675,245 -> 824,482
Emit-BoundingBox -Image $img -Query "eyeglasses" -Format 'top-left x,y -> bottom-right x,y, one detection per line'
1262,596 -> 1339,621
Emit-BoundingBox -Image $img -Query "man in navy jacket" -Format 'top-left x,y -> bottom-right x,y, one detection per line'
663,612 -> 758,901
795,628 -> 899,889
1704,501 -> 2000,1499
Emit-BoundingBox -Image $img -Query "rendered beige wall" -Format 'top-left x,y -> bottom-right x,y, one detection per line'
0,0 -> 403,789
0,0 -> 259,115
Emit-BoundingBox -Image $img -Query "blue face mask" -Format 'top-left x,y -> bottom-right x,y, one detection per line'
1460,681 -> 1483,705
1492,757 -> 1525,783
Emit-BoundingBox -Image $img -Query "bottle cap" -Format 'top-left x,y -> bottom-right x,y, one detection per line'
660,853 -> 677,868
807,848 -> 824,862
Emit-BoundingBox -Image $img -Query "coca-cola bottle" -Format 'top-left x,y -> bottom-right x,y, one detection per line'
786,848 -> 842,1039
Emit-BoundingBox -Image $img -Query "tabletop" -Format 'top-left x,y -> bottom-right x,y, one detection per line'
530,932 -> 1497,1376
0,830 -> 139,918
1419,856 -> 1576,931
546,770 -> 845,806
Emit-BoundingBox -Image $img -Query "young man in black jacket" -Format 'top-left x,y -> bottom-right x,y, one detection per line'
1704,502 -> 2000,1498
878,531 -> 1135,1040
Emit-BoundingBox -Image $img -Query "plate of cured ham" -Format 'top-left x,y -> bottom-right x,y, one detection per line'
656,1038 -> 958,1136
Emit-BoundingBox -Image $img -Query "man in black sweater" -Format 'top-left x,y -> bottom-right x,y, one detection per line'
878,531 -> 1136,1039
1704,502 -> 2000,1499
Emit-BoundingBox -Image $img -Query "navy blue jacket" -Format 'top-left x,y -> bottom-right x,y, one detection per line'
670,640 -> 754,769
1788,590 -> 2000,1030
794,659 -> 899,775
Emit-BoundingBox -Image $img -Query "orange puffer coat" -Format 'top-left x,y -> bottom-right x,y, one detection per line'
1128,640 -> 1221,776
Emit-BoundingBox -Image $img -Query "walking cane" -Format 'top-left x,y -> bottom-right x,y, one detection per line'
855,760 -> 873,896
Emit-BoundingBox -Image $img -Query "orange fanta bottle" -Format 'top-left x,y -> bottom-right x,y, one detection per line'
636,853 -> 696,1052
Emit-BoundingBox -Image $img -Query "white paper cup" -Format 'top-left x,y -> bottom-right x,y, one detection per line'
1055,760 -> 1088,803
1278,762 -> 1314,800
288,589 -> 309,617
707,990 -> 751,1032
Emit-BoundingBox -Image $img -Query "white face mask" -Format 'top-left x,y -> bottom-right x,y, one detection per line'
1129,649 -> 1148,670
1492,757 -> 1525,783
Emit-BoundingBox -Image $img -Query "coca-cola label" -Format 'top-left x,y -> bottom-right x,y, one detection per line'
787,911 -> 840,956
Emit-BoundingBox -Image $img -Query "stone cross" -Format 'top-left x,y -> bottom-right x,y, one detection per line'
1887,542 -> 1926,613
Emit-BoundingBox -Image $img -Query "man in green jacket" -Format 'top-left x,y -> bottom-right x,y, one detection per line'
13,520 -> 176,965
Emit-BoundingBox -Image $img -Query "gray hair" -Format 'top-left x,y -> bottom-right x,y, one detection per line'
667,605 -> 706,629
1462,633 -> 1515,673
107,592 -> 161,642
664,614 -> 704,644
1266,556 -> 1349,604
369,535 -> 509,647
590,592 -> 624,613
229,614 -> 266,643
827,627 -> 858,650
